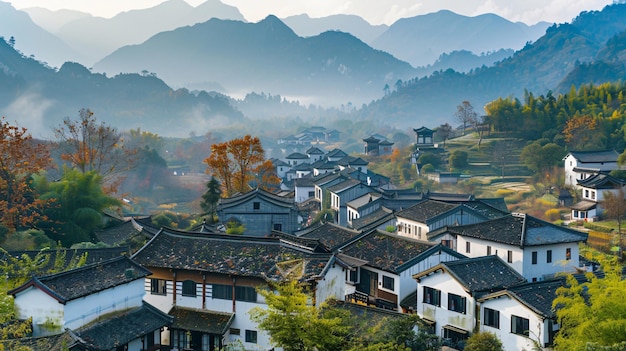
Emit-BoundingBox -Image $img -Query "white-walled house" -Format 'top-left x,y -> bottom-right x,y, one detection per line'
478,279 -> 562,351
132,228 -> 347,351
428,213 -> 588,281
395,199 -> 507,240
563,149 -> 620,187
9,256 -> 171,351
336,230 -> 466,311
570,173 -> 626,222
413,256 -> 527,349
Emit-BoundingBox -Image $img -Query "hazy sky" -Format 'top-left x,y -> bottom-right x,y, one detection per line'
7,0 -> 617,25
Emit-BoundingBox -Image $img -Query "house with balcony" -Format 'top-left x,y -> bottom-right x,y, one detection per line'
337,230 -> 465,312
131,227 -> 346,351
413,255 -> 527,348
428,213 -> 589,281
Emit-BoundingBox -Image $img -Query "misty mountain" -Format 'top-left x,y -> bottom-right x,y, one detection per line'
359,3 -> 626,129
93,15 -> 417,106
0,1 -> 79,68
22,7 -> 91,33
0,39 -> 244,138
30,0 -> 245,66
371,10 -> 550,68
281,14 -> 388,44
413,49 -> 515,77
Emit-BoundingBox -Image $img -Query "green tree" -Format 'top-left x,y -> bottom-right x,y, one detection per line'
520,142 -> 565,173
553,249 -> 626,350
463,332 -> 504,351
201,176 -> 221,220
250,279 -> 351,351
418,153 -> 442,170
35,169 -> 120,247
449,150 -> 468,171
435,123 -> 453,147
601,187 -> 626,259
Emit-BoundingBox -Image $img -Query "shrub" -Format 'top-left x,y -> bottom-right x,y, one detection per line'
544,208 -> 561,221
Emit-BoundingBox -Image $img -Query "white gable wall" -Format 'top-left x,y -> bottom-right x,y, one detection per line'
397,218 -> 429,241
416,270 -> 475,334
456,236 -> 524,274
480,296 -> 550,351
315,264 -> 348,305
294,185 -> 314,203
399,251 -> 463,302
522,242 -> 581,281
14,287 -> 64,336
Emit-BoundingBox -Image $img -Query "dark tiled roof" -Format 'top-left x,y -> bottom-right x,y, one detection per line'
446,213 -> 588,247
395,200 -> 457,223
400,289 -> 417,310
169,306 -> 234,335
270,230 -> 330,253
567,149 -> 619,163
479,279 -> 564,318
293,163 -> 313,171
418,256 -> 526,296
286,152 -> 310,159
350,207 -> 395,232
95,220 -> 143,246
10,256 -> 151,303
294,175 -> 316,187
577,172 -> 626,188
131,229 -> 334,281
461,201 -> 509,220
298,222 -> 362,251
337,156 -> 369,166
338,230 -> 436,273
328,179 -> 363,194
218,188 -> 296,209
306,147 -> 325,155
76,302 -> 172,350
3,247 -> 130,276
425,191 -> 473,201
571,200 -> 597,211
413,126 -> 433,133
326,148 -> 348,158
0,331 -> 79,351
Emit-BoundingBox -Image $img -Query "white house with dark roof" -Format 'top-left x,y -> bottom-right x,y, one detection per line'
395,199 -> 508,241
570,172 -> 626,222
9,256 -> 170,350
337,230 -> 466,312
477,279 -> 563,351
347,192 -> 383,226
284,151 -> 310,166
428,213 -> 589,281
329,178 -> 373,226
413,256 -> 527,348
563,149 -> 620,187
132,228 -> 347,351
306,146 -> 325,163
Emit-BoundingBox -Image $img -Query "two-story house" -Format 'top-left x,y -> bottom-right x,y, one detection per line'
570,172 -> 626,221
563,149 -> 620,187
9,256 -> 172,350
217,187 -> 300,235
395,199 -> 508,240
329,178 -> 373,226
477,278 -> 563,351
131,228 -> 347,351
413,256 -> 527,348
336,230 -> 466,311
428,213 -> 589,281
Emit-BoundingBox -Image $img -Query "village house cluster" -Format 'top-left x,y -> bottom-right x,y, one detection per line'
5,129 -> 624,351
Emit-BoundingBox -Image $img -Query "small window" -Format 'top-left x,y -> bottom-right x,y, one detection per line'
273,223 -> 282,231
466,242 -> 471,253
245,330 -> 257,343
507,250 -> 513,263
229,328 -> 240,336
487,246 -> 492,255
547,250 -> 552,263
213,284 -> 233,300
382,275 -> 394,290
566,248 -> 571,260
423,286 -> 441,307
448,293 -> 466,314
253,202 -> 260,210
511,315 -> 530,336
483,307 -> 500,329
150,279 -> 167,295
347,268 -> 358,283
182,280 -> 197,297
235,286 -> 257,302
532,251 -> 538,265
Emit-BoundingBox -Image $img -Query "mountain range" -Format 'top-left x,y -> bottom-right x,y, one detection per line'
0,1 -> 625,138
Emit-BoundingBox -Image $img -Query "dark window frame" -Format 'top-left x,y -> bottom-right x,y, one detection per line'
547,250 -> 552,263
532,251 -> 538,265
253,202 -> 260,210
213,284 -> 233,300
423,286 -> 441,307
150,278 -> 167,295
483,307 -> 500,329
181,280 -> 197,297
245,330 -> 258,343
448,293 -> 466,314
235,286 -> 257,303
511,315 -> 530,337
382,275 -> 395,290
